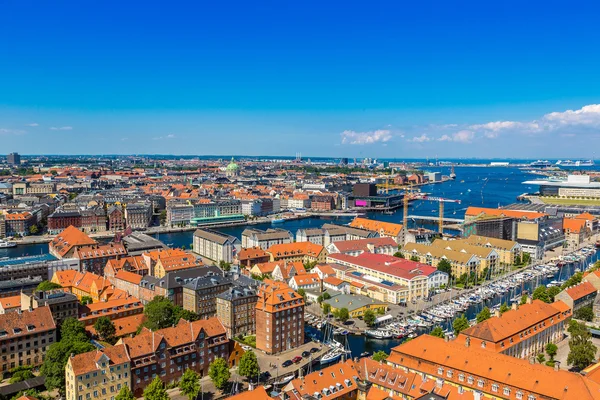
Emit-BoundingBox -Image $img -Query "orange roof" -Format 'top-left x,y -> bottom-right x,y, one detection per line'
574,212 -> 597,221
74,243 -> 127,260
0,295 -> 21,310
267,242 -> 324,259
387,335 -> 600,399
323,276 -> 345,286
238,247 -> 269,261
565,281 -> 597,301
114,269 -> 143,285
290,273 -> 320,287
69,344 -> 130,376
287,360 -> 358,399
86,313 -> 145,338
314,264 -> 336,276
349,217 -> 403,237
50,225 -> 97,257
256,280 -> 304,313
465,206 -> 547,220
227,387 -> 271,400
5,212 -> 33,220
563,217 -> 587,233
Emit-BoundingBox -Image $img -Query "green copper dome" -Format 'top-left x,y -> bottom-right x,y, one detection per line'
226,157 -> 239,172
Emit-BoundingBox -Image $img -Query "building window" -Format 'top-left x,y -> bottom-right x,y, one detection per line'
504,387 -> 511,396
516,392 -> 523,400
491,384 -> 498,392
458,374 -> 465,382
437,367 -> 443,375
467,376 -> 474,385
477,379 -> 484,388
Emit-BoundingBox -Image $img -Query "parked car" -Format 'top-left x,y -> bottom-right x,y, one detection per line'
301,351 -> 310,358
292,356 -> 302,363
282,360 -> 293,367
310,347 -> 319,353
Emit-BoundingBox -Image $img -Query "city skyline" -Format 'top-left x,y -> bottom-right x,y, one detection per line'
2,1 -> 600,158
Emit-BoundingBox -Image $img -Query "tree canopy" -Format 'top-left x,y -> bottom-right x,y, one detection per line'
532,286 -> 550,303
142,296 -> 197,331
436,259 -> 453,276
476,307 -> 492,323
115,386 -> 136,400
363,309 -> 376,327
238,351 -> 260,380
322,303 -> 331,315
372,351 -> 388,362
36,281 -> 62,292
430,326 -> 445,338
452,314 -> 469,334
499,303 -> 510,314
179,369 -> 200,400
567,320 -> 598,371
574,306 -> 594,322
143,377 -> 170,400
336,308 -> 350,322
209,357 -> 230,391
94,316 -> 117,344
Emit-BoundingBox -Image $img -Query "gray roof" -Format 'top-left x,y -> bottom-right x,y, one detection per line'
217,285 -> 257,301
242,228 -> 292,240
183,274 -> 232,291
323,293 -> 387,312
193,228 -> 238,245
122,233 -> 167,253
321,223 -> 377,238
140,266 -> 222,290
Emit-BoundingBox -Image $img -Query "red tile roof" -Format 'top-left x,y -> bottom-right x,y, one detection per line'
565,281 -> 597,301
69,344 -> 130,376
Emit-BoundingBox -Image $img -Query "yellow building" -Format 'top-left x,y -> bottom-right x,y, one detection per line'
403,242 -> 480,278
461,235 -> 521,265
266,242 -> 327,263
323,293 -> 387,318
430,239 -> 500,274
65,344 -> 131,400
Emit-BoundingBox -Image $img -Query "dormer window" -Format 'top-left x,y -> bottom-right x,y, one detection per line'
13,328 -> 21,334
26,324 -> 35,332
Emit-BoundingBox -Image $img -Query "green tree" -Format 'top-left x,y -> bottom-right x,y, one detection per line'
532,286 -> 550,303
322,292 -> 331,301
393,251 -> 404,258
115,386 -> 135,400
322,303 -> 331,315
476,307 -> 492,323
219,260 -> 231,271
179,369 -> 200,400
372,351 -> 388,362
94,316 -> 117,344
520,294 -> 529,305
452,314 -> 469,334
547,286 -> 561,302
41,338 -> 95,392
575,306 -> 595,322
536,353 -> 546,364
337,307 -> 350,323
410,255 -> 420,262
522,253 -> 531,265
238,351 -> 260,381
430,326 -> 445,338
499,303 -> 510,314
80,296 -> 93,305
159,210 -> 167,225
143,296 -> 178,330
567,320 -> 598,371
181,244 -> 187,250
561,272 -> 583,290
143,377 -> 170,400
208,357 -> 231,391
36,281 -> 62,292
60,317 -> 88,342
317,295 -> 323,304
9,369 -> 34,383
546,343 -> 558,360
297,289 -> 306,300
363,309 -> 376,327
436,259 -> 453,276
28,225 -> 39,235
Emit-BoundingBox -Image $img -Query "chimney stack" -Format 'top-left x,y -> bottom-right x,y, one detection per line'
512,302 -> 519,311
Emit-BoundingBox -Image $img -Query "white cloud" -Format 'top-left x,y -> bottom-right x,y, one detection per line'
26,123 -> 39,127
50,126 -> 72,131
542,104 -> 600,127
407,134 -> 431,143
153,134 -> 177,141
341,129 -> 392,145
0,128 -> 25,135
437,130 -> 475,143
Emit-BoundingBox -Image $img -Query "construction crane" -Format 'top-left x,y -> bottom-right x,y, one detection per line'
403,193 -> 461,235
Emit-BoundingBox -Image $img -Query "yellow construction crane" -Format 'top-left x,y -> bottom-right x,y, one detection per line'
403,192 -> 461,235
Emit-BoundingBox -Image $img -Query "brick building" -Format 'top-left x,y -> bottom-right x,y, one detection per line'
216,285 -> 258,338
255,279 -> 304,354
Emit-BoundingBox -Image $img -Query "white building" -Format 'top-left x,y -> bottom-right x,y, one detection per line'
193,228 -> 241,264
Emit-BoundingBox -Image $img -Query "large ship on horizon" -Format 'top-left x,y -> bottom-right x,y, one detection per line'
555,159 -> 594,167
529,160 -> 553,168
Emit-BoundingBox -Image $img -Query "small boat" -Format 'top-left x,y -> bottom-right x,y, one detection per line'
271,218 -> 285,224
320,348 -> 343,365
0,240 -> 16,248
274,374 -> 295,385
360,351 -> 372,358
365,329 -> 393,339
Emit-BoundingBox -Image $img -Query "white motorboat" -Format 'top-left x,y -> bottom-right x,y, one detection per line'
0,240 -> 16,248
365,329 -> 393,339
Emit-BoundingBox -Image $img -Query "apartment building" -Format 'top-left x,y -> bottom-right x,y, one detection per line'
266,242 -> 327,263
79,296 -> 144,334
49,225 -> 98,259
182,274 -> 233,318
555,281 -> 597,312
461,234 -> 522,265
241,228 -> 293,250
327,253 -> 446,301
282,360 -> 359,400
118,317 -> 228,396
166,201 -> 194,226
20,290 -> 79,326
192,228 -> 241,264
65,344 -> 131,400
124,202 -> 152,229
107,205 -> 125,232
52,270 -> 125,303
432,239 -> 500,274
4,212 -> 35,236
457,299 -> 571,359
326,237 -> 398,257
255,280 -> 304,355
349,217 -> 404,244
0,306 -> 56,372
216,286 -> 258,338
73,243 -> 128,274
403,242 -> 481,278
386,335 -> 600,400
237,247 -> 270,267
142,248 -> 203,278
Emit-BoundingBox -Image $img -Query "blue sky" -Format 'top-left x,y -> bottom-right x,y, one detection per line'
2,1 -> 600,158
